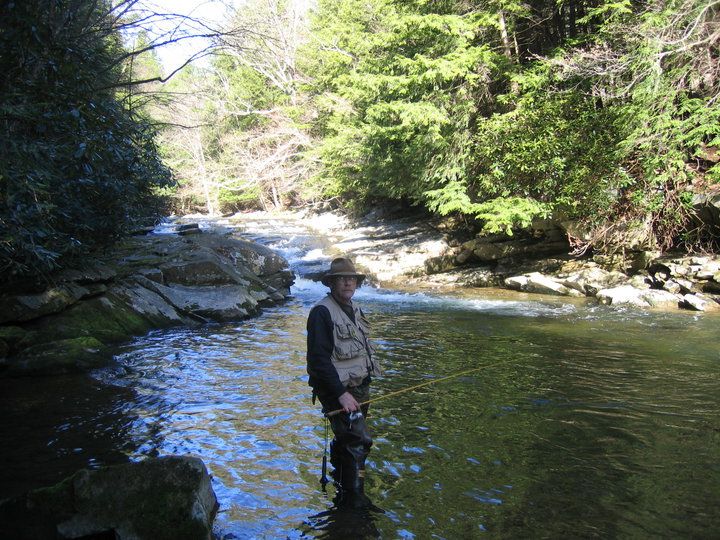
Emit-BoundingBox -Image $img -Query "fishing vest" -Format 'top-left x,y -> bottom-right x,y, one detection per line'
316,295 -> 381,387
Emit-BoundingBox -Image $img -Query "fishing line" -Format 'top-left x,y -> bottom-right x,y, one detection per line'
324,359 -> 512,418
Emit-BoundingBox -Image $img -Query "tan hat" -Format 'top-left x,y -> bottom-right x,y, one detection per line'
321,257 -> 366,286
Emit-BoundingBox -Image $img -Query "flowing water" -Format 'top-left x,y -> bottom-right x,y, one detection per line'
1,215 -> 719,539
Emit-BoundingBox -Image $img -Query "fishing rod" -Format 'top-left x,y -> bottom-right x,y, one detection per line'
324,359 -> 511,418
318,359 -> 512,486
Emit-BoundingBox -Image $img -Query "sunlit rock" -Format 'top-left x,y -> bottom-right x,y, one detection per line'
596,285 -> 651,307
524,272 -> 583,297
641,290 -> 681,309
680,293 -> 720,312
0,229 -> 293,377
504,275 -> 529,291
560,266 -> 627,296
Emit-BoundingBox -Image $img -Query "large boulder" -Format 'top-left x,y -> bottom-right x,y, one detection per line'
680,293 -> 720,312
0,283 -> 92,325
523,272 -> 583,297
187,233 -> 294,292
596,285 -> 651,307
560,266 -> 628,296
0,456 -> 218,540
141,281 -> 262,322
691,192 -> 720,235
641,289 -> 681,309
504,272 -> 583,297
160,256 -> 249,286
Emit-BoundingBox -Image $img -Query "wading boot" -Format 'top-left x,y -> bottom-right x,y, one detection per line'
329,439 -> 342,488
339,450 -> 372,508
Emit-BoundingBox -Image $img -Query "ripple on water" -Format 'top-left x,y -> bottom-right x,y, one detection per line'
29,218 -> 708,538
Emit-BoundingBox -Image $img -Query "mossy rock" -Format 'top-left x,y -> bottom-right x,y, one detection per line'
7,337 -> 107,376
0,325 -> 28,345
26,293 -> 154,345
0,475 -> 76,539
0,456 -> 218,540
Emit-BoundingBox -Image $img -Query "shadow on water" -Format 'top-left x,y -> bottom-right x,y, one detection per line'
0,371 -> 139,498
297,492 -> 385,540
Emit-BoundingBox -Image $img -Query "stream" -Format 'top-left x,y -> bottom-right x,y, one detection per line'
1,215 -> 719,538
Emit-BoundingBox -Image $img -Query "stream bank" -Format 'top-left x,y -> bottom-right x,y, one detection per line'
281,208 -> 720,313
0,225 -> 294,377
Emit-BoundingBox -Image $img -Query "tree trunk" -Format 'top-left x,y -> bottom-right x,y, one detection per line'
499,11 -> 514,61
193,130 -> 216,216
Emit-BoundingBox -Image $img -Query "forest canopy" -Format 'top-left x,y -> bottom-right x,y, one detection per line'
164,0 -> 719,252
1,0 -> 718,286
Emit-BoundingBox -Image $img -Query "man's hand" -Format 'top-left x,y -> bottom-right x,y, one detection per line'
338,391 -> 360,413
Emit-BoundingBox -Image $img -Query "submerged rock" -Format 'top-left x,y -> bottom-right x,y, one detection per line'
6,337 -> 106,376
0,456 -> 218,540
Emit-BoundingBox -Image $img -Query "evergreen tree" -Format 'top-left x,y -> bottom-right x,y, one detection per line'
0,0 -> 173,285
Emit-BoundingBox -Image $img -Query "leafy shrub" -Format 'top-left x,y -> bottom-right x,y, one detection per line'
0,0 -> 172,285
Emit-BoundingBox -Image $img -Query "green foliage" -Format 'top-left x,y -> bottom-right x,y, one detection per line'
0,0 -> 172,284
303,0 -> 502,209
146,0 -> 717,251
299,0 -> 718,249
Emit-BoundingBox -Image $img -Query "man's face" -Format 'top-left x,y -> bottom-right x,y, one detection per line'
331,276 -> 358,304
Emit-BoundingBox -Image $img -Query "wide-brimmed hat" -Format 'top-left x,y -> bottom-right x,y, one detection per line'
321,257 -> 366,286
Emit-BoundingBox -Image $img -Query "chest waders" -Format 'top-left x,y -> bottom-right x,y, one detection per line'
313,295 -> 378,507
319,383 -> 373,507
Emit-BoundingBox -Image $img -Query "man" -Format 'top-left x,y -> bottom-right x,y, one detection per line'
306,257 -> 381,504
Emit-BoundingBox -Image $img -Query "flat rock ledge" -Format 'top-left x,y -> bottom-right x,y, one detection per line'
0,227 -> 294,376
0,455 -> 218,540
310,211 -> 720,313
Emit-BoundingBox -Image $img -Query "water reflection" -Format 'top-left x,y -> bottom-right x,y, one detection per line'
299,494 -> 384,540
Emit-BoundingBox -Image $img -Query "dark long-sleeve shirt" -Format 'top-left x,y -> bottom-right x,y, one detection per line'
306,299 -> 357,399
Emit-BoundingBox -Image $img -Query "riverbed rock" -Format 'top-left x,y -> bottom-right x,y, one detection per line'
328,218 -> 450,283
596,285 -> 651,307
417,265 -> 501,288
680,293 -> 720,312
188,233 -> 293,292
0,229 -> 294,377
560,266 -> 628,296
523,272 -> 583,297
0,283 -> 91,325
642,289 -> 682,309
505,275 -> 529,291
143,281 -> 261,322
0,455 -> 218,540
6,337 -> 106,376
504,272 -> 585,297
254,210 -> 720,315
57,262 -> 117,285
